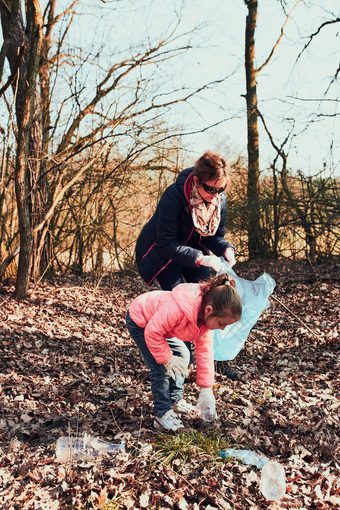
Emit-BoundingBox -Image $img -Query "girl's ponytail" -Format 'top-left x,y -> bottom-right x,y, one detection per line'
200,272 -> 236,294
200,273 -> 242,319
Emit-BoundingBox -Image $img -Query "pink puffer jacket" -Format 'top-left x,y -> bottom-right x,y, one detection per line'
128,283 -> 214,388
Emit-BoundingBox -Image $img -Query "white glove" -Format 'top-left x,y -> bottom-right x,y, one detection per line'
197,387 -> 217,422
199,255 -> 223,273
224,247 -> 236,268
164,355 -> 188,379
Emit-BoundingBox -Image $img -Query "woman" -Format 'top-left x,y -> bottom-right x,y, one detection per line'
136,151 -> 236,291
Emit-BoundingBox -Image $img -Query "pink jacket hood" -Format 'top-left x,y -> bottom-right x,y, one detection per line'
171,281 -> 200,324
129,283 -> 214,388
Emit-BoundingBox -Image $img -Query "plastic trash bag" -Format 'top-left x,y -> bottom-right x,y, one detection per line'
213,260 -> 276,361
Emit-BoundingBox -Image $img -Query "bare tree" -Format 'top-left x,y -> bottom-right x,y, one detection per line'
242,0 -> 302,258
0,0 -> 231,296
0,0 -> 43,298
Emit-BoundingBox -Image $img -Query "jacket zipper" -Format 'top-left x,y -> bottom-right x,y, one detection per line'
146,227 -> 195,285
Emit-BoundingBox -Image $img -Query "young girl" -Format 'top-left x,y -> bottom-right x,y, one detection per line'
126,273 -> 242,432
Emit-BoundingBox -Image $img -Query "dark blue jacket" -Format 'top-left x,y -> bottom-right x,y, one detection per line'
135,167 -> 234,285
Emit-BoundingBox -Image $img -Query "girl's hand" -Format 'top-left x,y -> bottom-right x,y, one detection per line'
224,247 -> 236,267
164,355 -> 189,379
197,387 -> 217,422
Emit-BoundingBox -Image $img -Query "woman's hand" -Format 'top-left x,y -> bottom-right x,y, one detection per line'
164,355 -> 188,379
224,247 -> 236,267
198,255 -> 223,273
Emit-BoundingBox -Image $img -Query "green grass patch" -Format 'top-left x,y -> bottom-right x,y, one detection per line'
152,430 -> 241,468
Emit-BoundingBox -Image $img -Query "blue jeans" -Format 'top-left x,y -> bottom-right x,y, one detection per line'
126,310 -> 190,417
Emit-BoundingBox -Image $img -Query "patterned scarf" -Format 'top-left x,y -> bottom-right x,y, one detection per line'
190,180 -> 221,236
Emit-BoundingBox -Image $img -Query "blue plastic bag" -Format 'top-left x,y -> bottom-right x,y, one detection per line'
213,260 -> 276,360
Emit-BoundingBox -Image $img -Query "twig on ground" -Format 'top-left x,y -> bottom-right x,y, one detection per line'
110,406 -> 124,434
271,295 -> 323,341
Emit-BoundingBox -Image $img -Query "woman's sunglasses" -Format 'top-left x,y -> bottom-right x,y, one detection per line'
202,182 -> 226,195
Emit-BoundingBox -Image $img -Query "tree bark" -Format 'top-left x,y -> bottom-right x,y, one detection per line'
31,0 -> 56,279
244,0 -> 263,259
1,1 -> 45,293
14,1 -> 43,299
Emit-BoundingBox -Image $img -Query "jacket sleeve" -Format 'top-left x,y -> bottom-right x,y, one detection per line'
156,187 -> 202,268
200,195 -> 235,256
194,328 -> 215,388
144,299 -> 183,364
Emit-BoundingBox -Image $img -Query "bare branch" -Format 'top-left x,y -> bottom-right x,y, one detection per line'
0,247 -> 20,279
287,96 -> 339,102
256,0 -> 303,73
256,107 -> 291,160
49,0 -> 78,26
33,147 -> 105,236
295,17 -> 340,63
0,42 -> 27,98
325,62 -> 340,94
56,38 -> 171,153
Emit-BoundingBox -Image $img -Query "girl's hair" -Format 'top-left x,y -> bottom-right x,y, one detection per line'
194,151 -> 230,189
200,273 -> 242,319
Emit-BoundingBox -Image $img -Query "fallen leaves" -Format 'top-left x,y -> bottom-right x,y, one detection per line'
0,261 -> 339,509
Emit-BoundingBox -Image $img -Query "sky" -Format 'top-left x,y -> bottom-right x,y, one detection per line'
3,0 -> 339,176
71,0 -> 339,176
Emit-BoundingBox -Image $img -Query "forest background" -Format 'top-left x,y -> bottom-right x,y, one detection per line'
0,0 -> 339,299
0,2 -> 339,509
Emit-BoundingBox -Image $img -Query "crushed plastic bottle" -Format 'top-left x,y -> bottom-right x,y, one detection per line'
260,460 -> 286,501
219,449 -> 286,501
55,436 -> 125,462
219,448 -> 268,468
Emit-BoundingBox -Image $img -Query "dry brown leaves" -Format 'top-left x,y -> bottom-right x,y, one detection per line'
0,260 -> 339,509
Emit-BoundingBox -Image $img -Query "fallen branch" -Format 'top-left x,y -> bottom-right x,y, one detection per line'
271,295 -> 323,341
0,246 -> 20,280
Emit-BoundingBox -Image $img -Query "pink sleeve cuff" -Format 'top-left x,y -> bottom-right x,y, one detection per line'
196,254 -> 204,267
224,246 -> 235,259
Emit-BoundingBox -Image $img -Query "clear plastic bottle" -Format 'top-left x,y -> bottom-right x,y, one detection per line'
220,449 -> 286,501
219,448 -> 268,468
198,401 -> 215,422
55,436 -> 125,462
260,460 -> 286,501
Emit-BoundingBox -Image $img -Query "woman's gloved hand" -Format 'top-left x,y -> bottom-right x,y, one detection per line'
198,255 -> 223,273
197,387 -> 217,422
164,355 -> 189,379
224,247 -> 236,267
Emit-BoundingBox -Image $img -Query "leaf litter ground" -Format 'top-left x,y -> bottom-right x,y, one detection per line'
0,259 -> 339,510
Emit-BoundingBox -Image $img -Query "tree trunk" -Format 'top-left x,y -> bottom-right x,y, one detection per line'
32,0 -> 55,278
14,2 -> 43,299
0,1 -> 26,123
244,0 -> 263,258
29,86 -> 45,281
1,1 -> 44,294
271,163 -> 280,259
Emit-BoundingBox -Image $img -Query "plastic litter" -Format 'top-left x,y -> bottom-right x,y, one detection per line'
55,436 -> 125,462
219,447 -> 268,467
219,448 -> 286,501
197,400 -> 215,422
260,459 -> 286,501
213,260 -> 276,360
